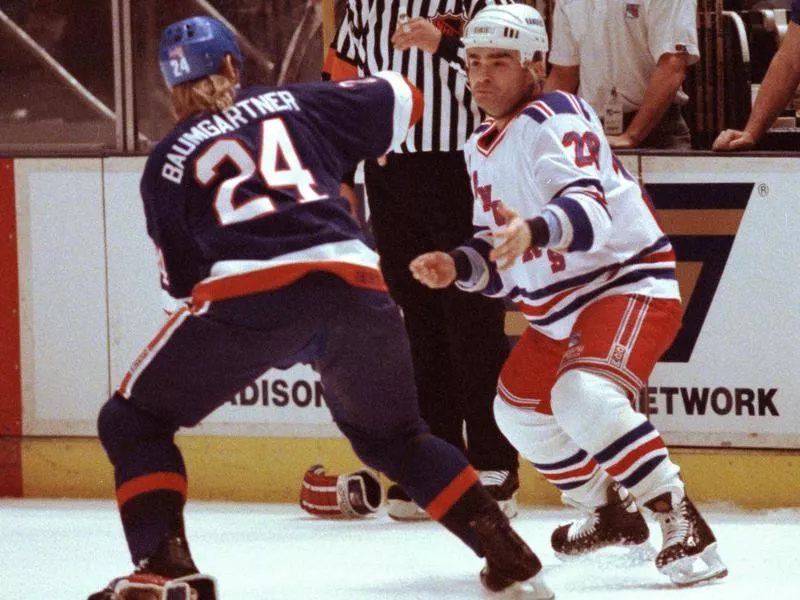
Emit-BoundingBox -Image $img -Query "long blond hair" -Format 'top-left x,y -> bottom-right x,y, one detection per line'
171,73 -> 236,117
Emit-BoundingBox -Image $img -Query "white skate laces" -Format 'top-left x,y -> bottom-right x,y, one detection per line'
653,505 -> 691,549
566,511 -> 600,541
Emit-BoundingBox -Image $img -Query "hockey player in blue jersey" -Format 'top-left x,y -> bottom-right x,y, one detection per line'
87,15 -> 554,600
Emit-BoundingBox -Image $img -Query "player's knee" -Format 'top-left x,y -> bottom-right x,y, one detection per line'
493,395 -> 527,448
550,369 -> 630,434
494,394 -> 577,464
97,393 -> 128,459
346,431 -> 400,477
347,429 -> 429,482
550,369 -> 585,420
97,393 -> 176,465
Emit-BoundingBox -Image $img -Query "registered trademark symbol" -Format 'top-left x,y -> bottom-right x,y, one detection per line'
758,183 -> 769,197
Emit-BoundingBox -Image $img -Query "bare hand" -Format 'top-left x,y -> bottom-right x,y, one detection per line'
409,251 -> 456,288
712,129 -> 756,152
489,202 -> 531,271
391,17 -> 442,54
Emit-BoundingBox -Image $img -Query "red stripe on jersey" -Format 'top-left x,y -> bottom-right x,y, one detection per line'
637,248 -> 676,265
517,286 -> 576,317
191,262 -> 387,304
531,100 -> 555,117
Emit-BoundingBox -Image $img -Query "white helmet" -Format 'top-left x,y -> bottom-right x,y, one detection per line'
463,4 -> 549,65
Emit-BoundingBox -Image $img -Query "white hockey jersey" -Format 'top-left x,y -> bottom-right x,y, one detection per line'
457,91 -> 680,340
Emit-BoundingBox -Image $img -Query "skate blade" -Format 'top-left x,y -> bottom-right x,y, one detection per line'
482,573 -> 556,600
661,543 -> 729,586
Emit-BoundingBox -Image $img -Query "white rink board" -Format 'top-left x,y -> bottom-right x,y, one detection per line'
14,155 -> 800,446
15,159 -> 110,436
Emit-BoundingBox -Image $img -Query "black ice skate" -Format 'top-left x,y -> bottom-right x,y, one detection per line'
551,483 -> 652,561
644,492 -> 729,586
480,470 -> 520,519
87,534 -> 217,600
471,508 -> 555,599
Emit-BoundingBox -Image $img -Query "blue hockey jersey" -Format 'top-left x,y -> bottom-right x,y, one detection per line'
140,72 -> 422,308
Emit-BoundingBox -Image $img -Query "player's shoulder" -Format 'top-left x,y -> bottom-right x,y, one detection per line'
519,91 -> 594,125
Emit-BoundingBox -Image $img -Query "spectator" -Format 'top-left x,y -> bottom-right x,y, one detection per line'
322,1 -> 520,520
545,0 -> 700,150
410,3 -> 728,587
87,15 -> 552,600
713,0 -> 800,150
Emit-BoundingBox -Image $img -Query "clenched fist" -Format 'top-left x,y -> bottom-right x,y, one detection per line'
409,251 -> 456,288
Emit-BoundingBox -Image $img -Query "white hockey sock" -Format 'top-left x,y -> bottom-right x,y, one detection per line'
494,395 -> 612,508
551,369 -> 684,507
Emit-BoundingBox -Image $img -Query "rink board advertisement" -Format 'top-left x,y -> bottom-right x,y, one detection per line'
3,156 -> 799,447
636,156 -> 798,448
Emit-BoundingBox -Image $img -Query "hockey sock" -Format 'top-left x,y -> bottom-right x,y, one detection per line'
98,394 -> 190,563
551,370 -> 683,507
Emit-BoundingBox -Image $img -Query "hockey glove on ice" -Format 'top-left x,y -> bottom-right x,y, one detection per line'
299,464 -> 382,519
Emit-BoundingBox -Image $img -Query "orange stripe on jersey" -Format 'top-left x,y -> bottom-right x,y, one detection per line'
543,459 -> 599,481
323,49 -> 359,81
116,471 -> 188,508
426,467 -> 479,521
606,437 -> 665,477
191,262 -> 387,304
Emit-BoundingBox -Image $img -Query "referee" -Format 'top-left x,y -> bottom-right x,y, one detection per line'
323,0 -> 519,520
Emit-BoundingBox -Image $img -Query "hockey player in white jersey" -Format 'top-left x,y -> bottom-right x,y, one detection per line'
410,4 -> 727,588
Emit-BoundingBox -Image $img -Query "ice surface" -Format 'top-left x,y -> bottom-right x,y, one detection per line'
1,498 -> 797,599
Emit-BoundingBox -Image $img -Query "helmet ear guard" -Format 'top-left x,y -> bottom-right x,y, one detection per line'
463,4 -> 549,66
159,16 -> 243,86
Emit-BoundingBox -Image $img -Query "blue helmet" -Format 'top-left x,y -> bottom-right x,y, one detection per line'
159,16 -> 243,86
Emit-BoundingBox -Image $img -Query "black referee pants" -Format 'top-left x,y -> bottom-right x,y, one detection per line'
364,151 -> 519,473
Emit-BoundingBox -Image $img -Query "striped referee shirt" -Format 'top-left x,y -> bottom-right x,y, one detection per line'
323,0 -> 512,153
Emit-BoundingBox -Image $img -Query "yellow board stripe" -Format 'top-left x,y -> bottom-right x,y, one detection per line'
20,438 -> 800,509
